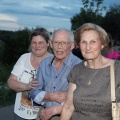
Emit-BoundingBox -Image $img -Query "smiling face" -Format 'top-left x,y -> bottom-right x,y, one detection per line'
79,30 -> 104,60
51,31 -> 73,61
30,35 -> 49,57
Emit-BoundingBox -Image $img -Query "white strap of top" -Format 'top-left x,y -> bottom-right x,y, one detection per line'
110,62 -> 116,102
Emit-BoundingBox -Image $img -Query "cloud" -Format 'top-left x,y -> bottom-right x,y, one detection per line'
1,0 -> 80,18
0,22 -> 18,28
0,13 -> 17,22
0,0 -> 120,31
0,22 -> 24,31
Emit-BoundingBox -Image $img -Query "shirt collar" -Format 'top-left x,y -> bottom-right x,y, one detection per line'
64,52 -> 75,68
48,52 -> 75,68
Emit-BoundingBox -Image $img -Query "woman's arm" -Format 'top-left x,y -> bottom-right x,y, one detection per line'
7,74 -> 38,92
60,82 -> 76,120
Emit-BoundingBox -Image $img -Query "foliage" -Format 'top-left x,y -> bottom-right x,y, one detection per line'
0,28 -> 31,106
71,0 -> 120,43
0,85 -> 16,107
102,5 -> 120,41
0,40 -> 5,62
0,64 -> 12,84
71,0 -> 106,31
0,28 -> 31,65
0,64 -> 16,107
82,0 -> 106,15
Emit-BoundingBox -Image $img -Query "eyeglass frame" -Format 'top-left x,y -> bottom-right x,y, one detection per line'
52,40 -> 72,47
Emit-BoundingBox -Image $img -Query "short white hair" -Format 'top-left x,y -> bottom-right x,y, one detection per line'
51,28 -> 74,42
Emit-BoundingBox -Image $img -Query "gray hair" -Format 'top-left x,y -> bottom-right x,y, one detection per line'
51,28 -> 74,42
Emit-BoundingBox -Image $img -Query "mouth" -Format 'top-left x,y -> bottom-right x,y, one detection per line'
85,51 -> 93,53
56,51 -> 63,54
35,49 -> 41,51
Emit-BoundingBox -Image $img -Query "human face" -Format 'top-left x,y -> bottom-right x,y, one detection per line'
30,35 -> 48,57
51,31 -> 72,61
79,30 -> 104,60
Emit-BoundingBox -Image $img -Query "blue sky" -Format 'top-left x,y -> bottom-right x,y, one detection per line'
0,0 -> 120,31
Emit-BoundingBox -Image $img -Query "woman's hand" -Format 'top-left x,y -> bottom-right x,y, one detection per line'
26,78 -> 39,90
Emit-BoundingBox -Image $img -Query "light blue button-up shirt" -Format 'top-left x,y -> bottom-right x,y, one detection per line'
30,52 -> 81,108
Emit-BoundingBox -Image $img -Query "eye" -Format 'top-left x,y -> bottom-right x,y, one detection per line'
91,40 -> 97,44
62,41 -> 67,45
54,41 -> 58,44
80,40 -> 86,44
31,41 -> 36,44
39,41 -> 45,45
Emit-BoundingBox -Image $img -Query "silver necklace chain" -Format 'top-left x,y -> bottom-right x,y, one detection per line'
87,69 -> 99,85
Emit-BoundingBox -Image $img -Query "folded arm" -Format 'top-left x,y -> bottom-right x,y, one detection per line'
31,90 -> 67,105
40,104 -> 62,120
43,92 -> 66,103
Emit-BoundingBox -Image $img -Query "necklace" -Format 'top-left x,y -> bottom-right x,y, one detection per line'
85,61 -> 100,86
87,69 -> 99,85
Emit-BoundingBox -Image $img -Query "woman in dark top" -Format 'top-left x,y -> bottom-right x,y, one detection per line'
60,23 -> 120,120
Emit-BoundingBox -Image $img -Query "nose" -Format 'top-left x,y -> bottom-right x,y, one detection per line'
86,43 -> 91,51
36,43 -> 40,47
58,42 -> 62,48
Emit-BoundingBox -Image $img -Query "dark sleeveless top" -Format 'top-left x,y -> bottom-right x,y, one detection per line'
68,60 -> 120,120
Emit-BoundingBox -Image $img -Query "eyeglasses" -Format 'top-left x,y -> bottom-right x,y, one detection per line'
31,41 -> 46,46
52,41 -> 71,47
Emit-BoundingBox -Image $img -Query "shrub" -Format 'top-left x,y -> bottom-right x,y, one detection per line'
0,85 -> 16,107
0,64 -> 16,107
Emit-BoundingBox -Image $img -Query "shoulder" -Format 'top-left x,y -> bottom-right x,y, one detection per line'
19,53 -> 31,59
67,62 -> 84,83
40,54 -> 54,64
37,55 -> 54,72
115,60 -> 120,68
113,60 -> 120,77
67,52 -> 82,66
72,53 -> 82,61
69,61 -> 84,74
14,53 -> 31,64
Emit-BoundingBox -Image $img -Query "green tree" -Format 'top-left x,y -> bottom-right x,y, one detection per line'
0,40 -> 5,62
102,5 -> 120,42
0,28 -> 30,65
71,0 -> 106,31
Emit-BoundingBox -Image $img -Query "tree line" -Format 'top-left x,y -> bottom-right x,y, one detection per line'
0,29 -> 30,66
0,0 -> 120,66
71,0 -> 120,43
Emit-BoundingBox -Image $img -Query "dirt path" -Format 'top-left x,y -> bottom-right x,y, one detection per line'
0,104 -> 14,120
